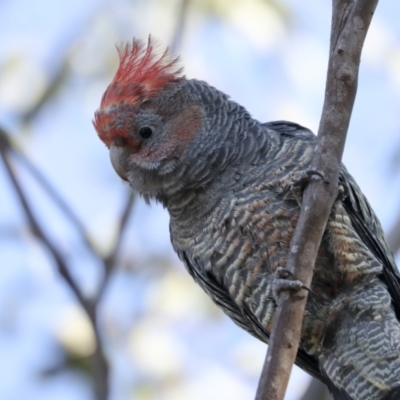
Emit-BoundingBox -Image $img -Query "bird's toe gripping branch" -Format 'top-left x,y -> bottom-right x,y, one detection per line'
289,169 -> 329,206
272,267 -> 312,302
335,181 -> 349,202
329,182 -> 349,217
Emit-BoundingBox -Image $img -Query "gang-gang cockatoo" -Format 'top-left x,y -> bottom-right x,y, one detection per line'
94,38 -> 400,400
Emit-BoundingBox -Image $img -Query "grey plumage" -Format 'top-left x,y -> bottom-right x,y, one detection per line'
95,62 -> 400,399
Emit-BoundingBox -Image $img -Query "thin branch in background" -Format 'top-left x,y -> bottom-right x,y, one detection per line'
0,128 -> 87,308
96,191 -> 136,302
170,0 -> 189,53
104,191 -> 135,273
255,1 -> 379,399
1,127 -> 136,279
19,14 -> 94,126
21,62 -> 69,125
388,135 -> 400,172
90,310 -> 109,400
388,211 -> 400,256
2,134 -> 98,255
0,126 -> 110,400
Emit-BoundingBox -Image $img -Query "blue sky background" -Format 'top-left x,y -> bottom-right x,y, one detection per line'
0,0 -> 399,399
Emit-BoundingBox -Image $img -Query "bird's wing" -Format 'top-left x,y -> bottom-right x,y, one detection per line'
261,120 -> 315,139
181,250 -> 353,399
264,121 -> 400,317
180,251 -> 261,337
339,168 -> 400,319
180,252 -> 320,371
263,121 -> 400,399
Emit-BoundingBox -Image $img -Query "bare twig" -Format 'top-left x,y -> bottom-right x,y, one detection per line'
21,62 -> 69,124
388,211 -> 400,255
171,0 -> 190,53
104,192 -> 135,273
0,131 -> 97,255
96,191 -> 135,302
0,127 -> 110,400
0,127 -> 135,286
0,128 -> 88,308
89,309 -> 109,400
255,1 -> 379,399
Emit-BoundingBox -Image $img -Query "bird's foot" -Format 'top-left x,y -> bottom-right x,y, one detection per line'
292,169 -> 328,188
336,182 -> 349,202
289,169 -> 329,205
330,181 -> 349,215
272,267 -> 311,302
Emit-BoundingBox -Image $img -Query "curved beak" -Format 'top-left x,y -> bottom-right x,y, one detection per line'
109,144 -> 130,181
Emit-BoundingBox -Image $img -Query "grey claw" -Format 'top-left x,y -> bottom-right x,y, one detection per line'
336,182 -> 349,201
272,267 -> 312,301
331,182 -> 350,215
288,170 -> 329,206
292,169 -> 328,189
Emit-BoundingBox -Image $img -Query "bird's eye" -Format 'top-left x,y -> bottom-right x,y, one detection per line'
139,126 -> 153,139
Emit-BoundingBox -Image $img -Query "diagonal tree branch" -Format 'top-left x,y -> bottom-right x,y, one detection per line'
1,131 -> 97,255
255,1 -> 379,399
103,192 -> 135,274
96,191 -> 135,303
0,128 -> 88,308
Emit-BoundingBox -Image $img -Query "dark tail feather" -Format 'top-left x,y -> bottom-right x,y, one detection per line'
383,387 -> 400,400
327,382 -> 354,400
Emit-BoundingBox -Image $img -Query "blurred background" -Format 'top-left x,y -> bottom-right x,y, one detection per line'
0,0 -> 400,399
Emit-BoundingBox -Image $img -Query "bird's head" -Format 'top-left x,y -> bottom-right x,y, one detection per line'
93,37 -> 207,199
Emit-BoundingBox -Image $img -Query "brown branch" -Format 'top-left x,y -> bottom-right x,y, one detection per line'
255,1 -> 379,399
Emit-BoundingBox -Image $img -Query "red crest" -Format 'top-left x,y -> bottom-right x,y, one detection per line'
99,36 -> 183,108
